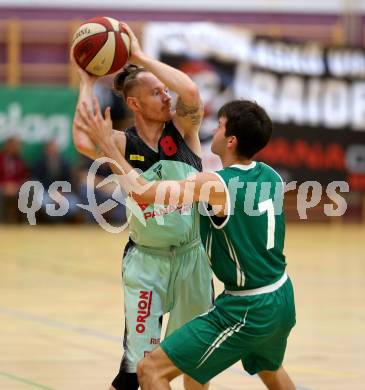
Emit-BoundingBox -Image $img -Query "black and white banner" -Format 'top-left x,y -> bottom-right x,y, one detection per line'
144,23 -> 365,191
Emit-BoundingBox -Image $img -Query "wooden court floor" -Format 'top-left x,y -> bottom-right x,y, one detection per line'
0,223 -> 364,390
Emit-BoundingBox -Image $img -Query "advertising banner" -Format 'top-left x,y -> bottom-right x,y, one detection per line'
0,86 -> 78,164
144,23 -> 365,191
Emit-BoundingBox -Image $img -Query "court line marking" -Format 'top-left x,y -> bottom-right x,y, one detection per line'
0,305 -> 120,343
0,251 -> 118,283
0,370 -> 55,390
0,305 -> 314,389
34,331 -> 120,359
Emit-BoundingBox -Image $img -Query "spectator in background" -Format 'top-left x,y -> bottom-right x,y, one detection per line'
77,155 -> 126,225
32,139 -> 82,222
0,137 -> 28,223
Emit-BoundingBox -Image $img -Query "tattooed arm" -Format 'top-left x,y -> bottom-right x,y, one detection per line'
75,97 -> 226,212
172,96 -> 203,156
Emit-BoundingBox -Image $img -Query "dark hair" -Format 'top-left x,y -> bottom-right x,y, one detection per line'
114,64 -> 146,100
218,100 -> 272,159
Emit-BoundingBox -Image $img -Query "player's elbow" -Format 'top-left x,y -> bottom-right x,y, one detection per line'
73,138 -> 83,154
184,83 -> 200,102
72,128 -> 85,154
178,81 -> 200,106
74,144 -> 89,157
74,143 -> 90,158
72,129 -> 92,157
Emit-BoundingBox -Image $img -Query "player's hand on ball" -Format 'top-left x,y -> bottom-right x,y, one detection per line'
70,47 -> 98,85
75,64 -> 98,85
120,22 -> 144,64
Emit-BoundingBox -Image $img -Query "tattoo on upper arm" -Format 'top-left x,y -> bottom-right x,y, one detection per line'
176,98 -> 202,126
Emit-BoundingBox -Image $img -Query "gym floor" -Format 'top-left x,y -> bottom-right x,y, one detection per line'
0,224 -> 364,389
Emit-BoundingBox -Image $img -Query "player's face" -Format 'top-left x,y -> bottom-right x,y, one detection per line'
135,73 -> 172,122
211,116 -> 227,156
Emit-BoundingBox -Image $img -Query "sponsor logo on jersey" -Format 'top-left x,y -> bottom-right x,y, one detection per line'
150,338 -> 160,345
130,154 -> 145,162
143,204 -> 193,220
160,135 -> 177,156
136,290 -> 152,334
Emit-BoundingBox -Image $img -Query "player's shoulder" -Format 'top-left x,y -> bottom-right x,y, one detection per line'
216,161 -> 258,177
123,125 -> 137,140
257,161 -> 284,183
215,161 -> 283,183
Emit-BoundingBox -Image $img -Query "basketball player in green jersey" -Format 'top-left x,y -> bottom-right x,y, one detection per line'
76,99 -> 296,389
72,23 -> 212,390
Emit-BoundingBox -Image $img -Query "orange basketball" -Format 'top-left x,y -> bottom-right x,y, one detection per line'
71,16 -> 130,76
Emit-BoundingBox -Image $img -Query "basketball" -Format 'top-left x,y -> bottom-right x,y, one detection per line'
71,16 -> 130,76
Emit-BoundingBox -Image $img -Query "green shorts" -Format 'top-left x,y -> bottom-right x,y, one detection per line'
161,276 -> 296,384
121,238 -> 213,372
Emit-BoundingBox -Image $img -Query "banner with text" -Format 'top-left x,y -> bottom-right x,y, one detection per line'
144,23 -> 365,191
0,86 -> 78,164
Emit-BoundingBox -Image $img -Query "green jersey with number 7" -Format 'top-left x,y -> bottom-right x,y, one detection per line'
200,161 -> 286,291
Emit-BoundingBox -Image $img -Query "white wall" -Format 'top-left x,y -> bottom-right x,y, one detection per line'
1,0 -> 365,14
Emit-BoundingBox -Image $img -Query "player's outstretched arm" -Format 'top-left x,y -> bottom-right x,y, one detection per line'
71,48 -> 100,159
121,23 -> 203,142
76,97 -> 147,190
71,53 -> 125,160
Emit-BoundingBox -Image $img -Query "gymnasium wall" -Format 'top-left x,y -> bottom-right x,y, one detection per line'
0,4 -> 364,223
